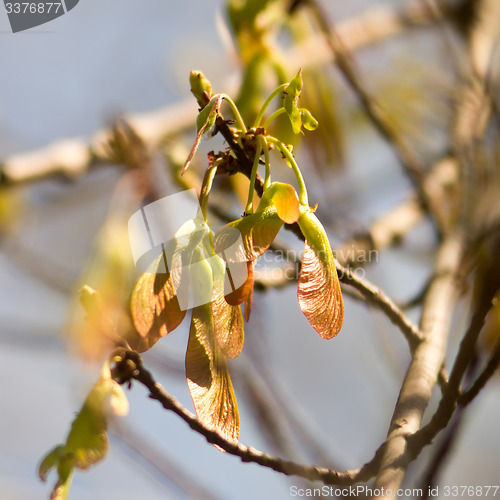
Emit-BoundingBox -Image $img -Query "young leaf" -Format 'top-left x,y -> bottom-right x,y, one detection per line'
130,254 -> 186,352
224,261 -> 255,307
214,183 -> 299,262
214,208 -> 283,262
259,182 -> 300,224
284,69 -> 303,134
38,367 -> 129,500
182,94 -> 222,174
297,209 -> 344,339
300,108 -> 319,131
186,305 -> 240,443
38,446 -> 65,483
211,293 -> 244,358
79,285 -> 123,355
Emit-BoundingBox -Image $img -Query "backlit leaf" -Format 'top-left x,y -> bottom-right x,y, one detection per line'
38,366 -> 129,499
214,184 -> 298,262
284,69 -> 303,134
224,261 -> 255,307
300,108 -> 319,131
214,208 -> 283,262
212,294 -> 244,359
260,182 -> 300,224
186,305 -> 240,443
78,285 -> 122,355
297,209 -> 344,339
130,254 -> 186,352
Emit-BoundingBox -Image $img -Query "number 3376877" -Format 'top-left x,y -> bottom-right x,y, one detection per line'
5,3 -> 62,14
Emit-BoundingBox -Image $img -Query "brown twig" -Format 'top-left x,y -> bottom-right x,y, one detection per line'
371,231 -> 464,499
458,339 -> 500,406
110,420 -> 220,500
301,0 -> 441,232
0,3 -> 441,187
337,263 -> 423,351
112,349 -> 381,486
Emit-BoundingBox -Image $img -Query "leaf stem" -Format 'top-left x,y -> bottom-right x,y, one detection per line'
258,135 -> 272,190
263,108 -> 287,130
253,83 -> 288,129
200,161 -> 221,221
266,136 -> 308,206
245,142 -> 263,215
221,95 -> 247,134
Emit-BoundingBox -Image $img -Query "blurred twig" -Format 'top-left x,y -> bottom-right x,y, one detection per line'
336,156 -> 458,267
110,419 -> 220,500
0,2 -> 440,187
458,339 -> 500,405
372,231 -> 465,498
112,349 -> 382,486
337,263 -> 423,351
300,0 -> 441,231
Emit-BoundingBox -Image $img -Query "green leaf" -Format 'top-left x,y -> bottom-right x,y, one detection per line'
297,209 -> 344,339
259,182 -> 300,224
284,69 -> 303,134
38,446 -> 65,482
214,182 -> 299,263
186,305 -> 240,443
130,254 -> 186,352
182,94 -> 222,174
214,208 -> 283,262
300,108 -> 319,131
38,366 -> 129,499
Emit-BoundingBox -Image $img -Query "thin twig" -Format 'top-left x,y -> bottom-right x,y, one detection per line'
418,408 -> 465,500
371,231 -> 464,499
336,156 -> 458,267
110,420 -> 220,500
302,0 -> 440,231
458,339 -> 500,406
337,263 -> 423,351
112,349 -> 381,486
0,3 -> 441,187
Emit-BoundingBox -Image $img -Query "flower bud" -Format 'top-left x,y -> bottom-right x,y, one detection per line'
190,70 -> 214,108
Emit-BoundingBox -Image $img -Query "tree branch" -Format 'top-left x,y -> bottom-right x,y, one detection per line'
301,0 -> 442,232
371,231 -> 464,499
335,156 -> 458,268
337,263 -> 423,351
458,339 -> 500,406
111,349 -> 381,486
0,2 -> 440,187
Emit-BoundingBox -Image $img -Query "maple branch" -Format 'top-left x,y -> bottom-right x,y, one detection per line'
112,349 -> 381,486
336,263 -> 423,351
371,232 -> 465,499
301,0 -> 441,231
407,244 -> 500,454
458,339 -> 500,406
0,2 -> 440,187
110,420 -> 220,500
